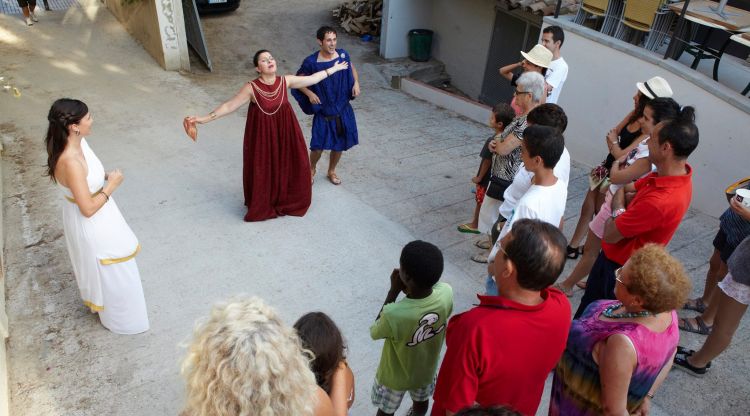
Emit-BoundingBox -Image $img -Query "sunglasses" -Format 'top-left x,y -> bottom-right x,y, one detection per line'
614,267 -> 627,288
513,89 -> 531,96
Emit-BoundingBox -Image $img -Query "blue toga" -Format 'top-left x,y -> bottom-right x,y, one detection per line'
291,48 -> 359,151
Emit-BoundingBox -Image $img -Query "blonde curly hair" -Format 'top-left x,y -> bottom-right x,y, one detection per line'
627,244 -> 692,314
181,296 -> 318,416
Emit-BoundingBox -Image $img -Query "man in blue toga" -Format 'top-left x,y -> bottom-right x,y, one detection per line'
292,26 -> 360,185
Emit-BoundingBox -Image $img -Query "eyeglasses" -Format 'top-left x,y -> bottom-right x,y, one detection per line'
614,267 -> 627,288
513,89 -> 531,96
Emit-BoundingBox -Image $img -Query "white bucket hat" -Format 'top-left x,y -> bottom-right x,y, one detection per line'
637,76 -> 673,99
520,44 -> 553,68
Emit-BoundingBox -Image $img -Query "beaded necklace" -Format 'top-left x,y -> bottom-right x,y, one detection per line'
602,302 -> 653,319
250,76 -> 285,116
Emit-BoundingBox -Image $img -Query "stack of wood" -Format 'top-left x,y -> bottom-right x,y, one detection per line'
505,0 -> 580,16
332,0 -> 383,36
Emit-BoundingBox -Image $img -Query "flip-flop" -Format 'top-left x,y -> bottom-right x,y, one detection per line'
458,223 -> 481,234
474,239 -> 491,249
679,316 -> 712,335
327,172 -> 341,185
673,351 -> 710,377
683,298 -> 707,313
311,168 -> 316,185
471,253 -> 488,263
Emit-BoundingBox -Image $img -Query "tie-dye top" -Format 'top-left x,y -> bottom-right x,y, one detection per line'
548,300 -> 678,416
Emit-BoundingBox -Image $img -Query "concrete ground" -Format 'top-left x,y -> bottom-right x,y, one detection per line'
1,1 -> 748,415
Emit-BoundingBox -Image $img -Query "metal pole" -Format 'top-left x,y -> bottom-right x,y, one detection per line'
554,0 -> 562,18
664,0 -> 692,60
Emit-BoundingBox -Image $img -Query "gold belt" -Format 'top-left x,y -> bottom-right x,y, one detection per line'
65,188 -> 104,203
99,244 -> 141,265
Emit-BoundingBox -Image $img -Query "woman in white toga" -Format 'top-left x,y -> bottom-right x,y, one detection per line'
45,98 -> 148,334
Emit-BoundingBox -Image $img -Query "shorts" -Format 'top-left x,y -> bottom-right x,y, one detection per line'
371,379 -> 435,414
17,0 -> 36,7
475,184 -> 487,204
589,191 -> 613,239
718,272 -> 750,305
713,228 -> 734,263
478,195 -> 502,235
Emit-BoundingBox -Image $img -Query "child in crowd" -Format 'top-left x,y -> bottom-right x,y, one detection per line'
458,103 -> 515,247
487,125 -> 567,294
294,312 -> 355,416
370,241 -> 454,416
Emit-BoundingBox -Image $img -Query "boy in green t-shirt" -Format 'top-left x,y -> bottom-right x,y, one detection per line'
370,240 -> 454,416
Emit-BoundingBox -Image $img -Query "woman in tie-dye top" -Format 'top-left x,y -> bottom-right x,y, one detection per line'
549,245 -> 691,415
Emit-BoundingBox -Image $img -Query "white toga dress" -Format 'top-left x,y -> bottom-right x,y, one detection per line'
58,138 -> 149,334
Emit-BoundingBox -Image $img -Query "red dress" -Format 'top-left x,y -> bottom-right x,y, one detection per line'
243,76 -> 312,221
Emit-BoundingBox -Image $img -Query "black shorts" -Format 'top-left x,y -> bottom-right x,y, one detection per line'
713,228 -> 734,263
17,0 -> 37,7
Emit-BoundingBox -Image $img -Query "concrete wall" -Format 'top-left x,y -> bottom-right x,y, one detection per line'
0,140 -> 8,416
380,0 -> 496,99
401,77 -> 492,124
547,17 -> 750,218
380,0 -> 432,59
430,0 -> 495,99
105,0 -> 189,71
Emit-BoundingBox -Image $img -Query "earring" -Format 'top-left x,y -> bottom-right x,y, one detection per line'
74,129 -> 80,136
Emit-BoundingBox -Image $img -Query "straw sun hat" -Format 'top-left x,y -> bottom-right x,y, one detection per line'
520,44 -> 552,68
636,76 -> 673,99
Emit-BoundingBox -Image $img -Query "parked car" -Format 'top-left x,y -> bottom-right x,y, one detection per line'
196,0 -> 240,14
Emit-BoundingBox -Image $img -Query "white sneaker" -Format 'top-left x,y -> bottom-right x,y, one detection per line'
26,17 -> 34,26
30,12 -> 39,22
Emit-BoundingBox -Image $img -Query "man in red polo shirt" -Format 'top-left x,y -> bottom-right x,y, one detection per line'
575,109 -> 699,318
431,219 -> 571,416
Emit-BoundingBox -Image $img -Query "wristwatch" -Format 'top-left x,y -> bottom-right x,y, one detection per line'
612,208 -> 626,219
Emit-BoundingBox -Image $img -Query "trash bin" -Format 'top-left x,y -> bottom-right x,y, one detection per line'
408,29 -> 433,62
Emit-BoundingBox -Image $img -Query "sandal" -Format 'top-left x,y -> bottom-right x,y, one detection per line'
553,283 -> 574,297
327,172 -> 341,185
676,346 -> 711,367
471,253 -> 488,263
566,245 -> 584,259
458,223 -> 481,234
683,298 -> 707,313
474,239 -> 491,249
311,168 -> 316,185
679,316 -> 713,335
576,280 -> 588,290
673,351 -> 710,377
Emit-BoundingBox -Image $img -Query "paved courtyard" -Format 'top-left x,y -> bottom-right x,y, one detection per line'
1,1 -> 748,415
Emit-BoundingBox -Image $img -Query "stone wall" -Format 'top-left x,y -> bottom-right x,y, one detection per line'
104,0 -> 190,71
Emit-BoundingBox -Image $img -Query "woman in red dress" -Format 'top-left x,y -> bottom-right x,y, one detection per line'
185,50 -> 348,222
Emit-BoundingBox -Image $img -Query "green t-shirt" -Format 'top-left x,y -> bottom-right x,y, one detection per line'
370,282 -> 454,390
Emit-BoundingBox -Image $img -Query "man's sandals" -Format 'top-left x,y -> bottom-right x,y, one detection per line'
327,172 -> 341,185
683,297 -> 708,313
679,316 -> 713,335
673,346 -> 711,377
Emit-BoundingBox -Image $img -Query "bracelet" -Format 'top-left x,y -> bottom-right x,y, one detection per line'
209,111 -> 217,120
646,392 -> 655,399
101,191 -> 110,202
324,69 -> 330,77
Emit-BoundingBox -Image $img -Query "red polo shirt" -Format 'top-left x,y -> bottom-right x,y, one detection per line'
431,288 -> 570,416
602,165 -> 693,265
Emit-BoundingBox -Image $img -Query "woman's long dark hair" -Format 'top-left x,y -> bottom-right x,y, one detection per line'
627,92 -> 651,125
293,312 -> 346,394
45,98 -> 88,182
